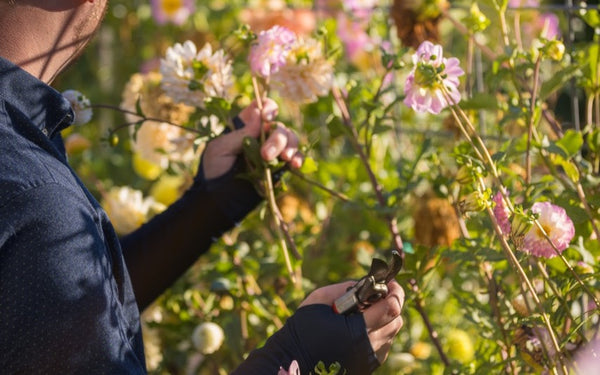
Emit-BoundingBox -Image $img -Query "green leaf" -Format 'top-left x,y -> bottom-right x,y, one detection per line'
458,94 -> 499,111
581,9 -> 600,28
299,156 -> 318,174
539,64 -> 581,101
556,129 -> 584,158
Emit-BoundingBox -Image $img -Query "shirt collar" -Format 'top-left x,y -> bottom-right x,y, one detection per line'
0,56 -> 74,137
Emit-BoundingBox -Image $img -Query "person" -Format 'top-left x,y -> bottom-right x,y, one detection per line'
0,1 -> 405,374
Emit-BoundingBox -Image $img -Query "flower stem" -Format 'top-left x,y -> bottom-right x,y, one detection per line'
526,56 -> 542,185
409,278 -> 450,367
331,86 -> 404,258
251,77 -> 301,287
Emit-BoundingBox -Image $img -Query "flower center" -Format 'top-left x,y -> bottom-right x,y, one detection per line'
536,224 -> 552,238
161,0 -> 183,16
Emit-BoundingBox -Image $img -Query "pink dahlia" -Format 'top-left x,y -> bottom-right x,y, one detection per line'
403,41 -> 464,114
278,360 -> 300,375
151,0 -> 194,26
521,202 -> 575,258
249,25 -> 298,78
492,191 -> 511,236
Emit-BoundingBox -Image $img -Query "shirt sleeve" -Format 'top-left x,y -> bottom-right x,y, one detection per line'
231,304 -> 381,375
0,183 -> 146,374
120,155 -> 262,310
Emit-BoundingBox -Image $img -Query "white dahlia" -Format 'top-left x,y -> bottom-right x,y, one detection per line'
160,41 -> 233,108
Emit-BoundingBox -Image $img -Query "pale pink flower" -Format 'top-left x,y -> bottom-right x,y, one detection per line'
249,26 -> 297,78
403,41 -> 464,114
521,202 -> 575,258
508,0 -> 539,7
336,13 -> 373,61
278,360 -> 300,375
492,191 -> 511,236
343,0 -> 378,20
539,13 -> 560,40
151,0 -> 194,25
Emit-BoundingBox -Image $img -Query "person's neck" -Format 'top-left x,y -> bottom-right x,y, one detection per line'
0,3 -> 100,84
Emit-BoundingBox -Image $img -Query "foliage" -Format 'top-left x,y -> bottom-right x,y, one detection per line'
57,0 -> 600,374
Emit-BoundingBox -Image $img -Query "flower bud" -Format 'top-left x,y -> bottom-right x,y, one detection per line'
459,190 -> 487,213
510,207 -> 535,244
546,40 -> 565,61
455,165 -> 474,186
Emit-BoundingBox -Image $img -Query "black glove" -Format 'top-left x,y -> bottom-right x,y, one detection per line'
231,304 -> 380,375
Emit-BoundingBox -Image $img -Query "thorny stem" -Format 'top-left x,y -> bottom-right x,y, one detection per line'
251,77 -> 301,287
91,104 -> 207,137
481,263 -> 518,375
535,259 -> 588,343
410,279 -> 451,367
331,86 -> 405,258
288,169 -> 351,202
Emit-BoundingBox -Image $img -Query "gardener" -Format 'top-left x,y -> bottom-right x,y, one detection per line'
0,1 -> 404,374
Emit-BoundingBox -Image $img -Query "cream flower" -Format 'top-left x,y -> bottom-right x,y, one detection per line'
121,72 -> 194,126
160,41 -> 233,108
62,89 -> 93,125
102,186 -> 165,235
131,121 -> 196,170
270,37 -> 334,104
191,322 -> 224,355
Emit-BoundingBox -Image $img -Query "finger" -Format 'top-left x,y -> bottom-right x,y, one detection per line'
279,134 -> 299,162
261,123 -> 293,161
363,281 -> 404,331
372,317 -> 404,363
261,98 -> 278,123
237,99 -> 279,137
289,151 -> 304,169
299,281 -> 356,307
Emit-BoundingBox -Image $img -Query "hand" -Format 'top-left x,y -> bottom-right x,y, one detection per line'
299,280 -> 405,364
201,99 -> 304,180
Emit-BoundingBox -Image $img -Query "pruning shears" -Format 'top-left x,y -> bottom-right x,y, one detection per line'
333,250 -> 403,315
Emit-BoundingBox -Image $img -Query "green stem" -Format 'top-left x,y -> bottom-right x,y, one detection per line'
526,56 -> 542,185
251,77 -> 300,286
331,86 -> 405,258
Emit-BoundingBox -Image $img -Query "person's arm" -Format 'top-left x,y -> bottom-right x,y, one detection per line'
120,99 -> 303,310
232,281 -> 405,375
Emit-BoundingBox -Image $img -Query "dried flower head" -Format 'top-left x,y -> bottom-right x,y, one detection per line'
160,41 -> 233,108
391,0 -> 449,49
413,193 -> 460,247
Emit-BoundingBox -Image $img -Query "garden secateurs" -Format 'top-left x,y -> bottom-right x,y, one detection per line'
333,250 -> 403,315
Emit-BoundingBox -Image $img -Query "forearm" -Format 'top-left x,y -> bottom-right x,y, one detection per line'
121,169 -> 262,310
